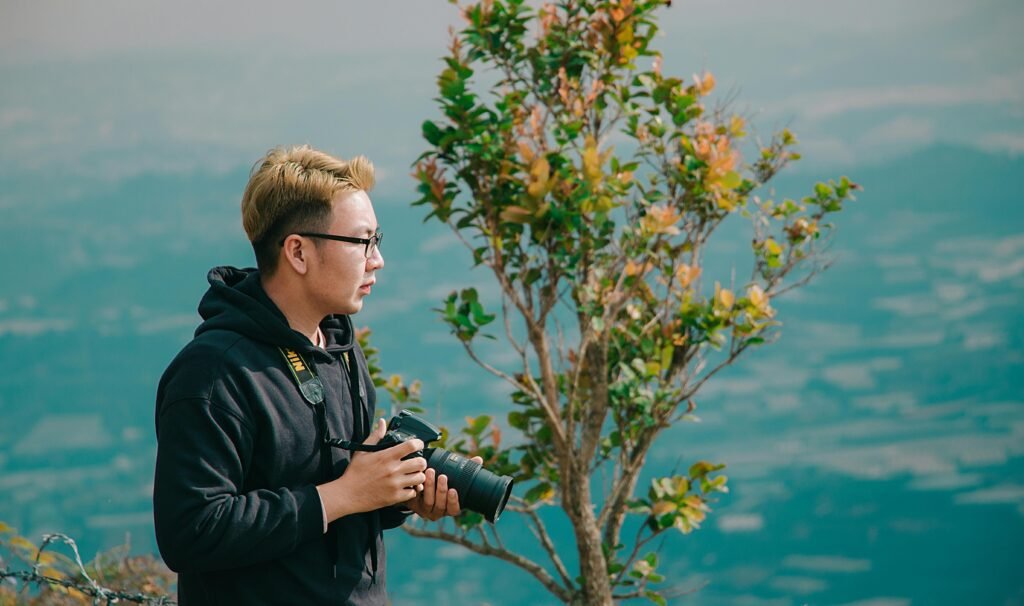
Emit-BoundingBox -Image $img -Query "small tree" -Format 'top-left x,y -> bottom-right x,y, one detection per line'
405,1 -> 857,603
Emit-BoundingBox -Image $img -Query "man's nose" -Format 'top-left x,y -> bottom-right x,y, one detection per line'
367,246 -> 384,270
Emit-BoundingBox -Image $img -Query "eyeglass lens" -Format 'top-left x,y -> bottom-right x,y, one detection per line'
365,232 -> 383,258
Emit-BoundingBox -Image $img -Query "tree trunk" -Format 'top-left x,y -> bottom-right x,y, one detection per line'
566,460 -> 612,605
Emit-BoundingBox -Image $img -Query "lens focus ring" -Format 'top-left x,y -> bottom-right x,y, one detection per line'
431,451 -> 478,492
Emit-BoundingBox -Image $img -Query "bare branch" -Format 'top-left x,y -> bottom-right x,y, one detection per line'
771,256 -> 835,298
611,521 -> 662,589
599,416 -> 664,548
663,578 -> 711,598
680,338 -> 754,402
511,500 -> 574,590
502,294 -> 527,358
525,319 -> 571,453
403,524 -> 573,603
457,337 -> 526,391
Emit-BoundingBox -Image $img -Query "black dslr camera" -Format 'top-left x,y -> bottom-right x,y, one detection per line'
331,410 -> 514,523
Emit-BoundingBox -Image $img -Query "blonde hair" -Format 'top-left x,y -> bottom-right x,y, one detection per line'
240,145 -> 375,272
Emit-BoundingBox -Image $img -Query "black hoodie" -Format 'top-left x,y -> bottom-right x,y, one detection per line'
153,267 -> 407,605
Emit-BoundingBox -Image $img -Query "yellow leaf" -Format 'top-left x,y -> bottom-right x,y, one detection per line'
684,494 -> 710,512
746,284 -> 774,317
675,263 -> 701,288
729,115 -> 746,137
693,71 -> 716,96
517,140 -> 534,164
673,476 -> 691,494
625,260 -> 652,277
720,170 -> 742,190
714,192 -> 737,212
641,204 -> 681,236
714,282 -> 734,310
582,136 -> 602,184
651,500 -> 676,516
40,566 -> 65,580
765,238 -> 782,256
500,206 -> 534,224
526,156 -> 550,198
10,536 -> 36,552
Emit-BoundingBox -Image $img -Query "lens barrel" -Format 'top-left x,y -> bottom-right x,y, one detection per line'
424,448 -> 514,522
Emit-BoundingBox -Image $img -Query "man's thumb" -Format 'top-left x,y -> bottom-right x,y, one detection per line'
363,418 -> 386,445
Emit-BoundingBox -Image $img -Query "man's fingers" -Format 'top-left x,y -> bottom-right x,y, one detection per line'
422,469 -> 436,510
470,456 -> 483,465
397,456 -> 427,475
408,472 -> 427,487
389,438 -> 425,459
363,418 -> 387,445
435,474 -> 449,514
448,489 -> 461,516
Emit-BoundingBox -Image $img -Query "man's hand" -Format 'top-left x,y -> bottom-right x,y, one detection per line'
317,419 -> 428,523
403,456 -> 484,521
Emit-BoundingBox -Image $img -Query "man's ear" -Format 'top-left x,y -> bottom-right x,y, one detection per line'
280,235 -> 310,275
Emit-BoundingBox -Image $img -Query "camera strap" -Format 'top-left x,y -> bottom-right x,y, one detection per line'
279,348 -> 325,406
279,345 -> 382,583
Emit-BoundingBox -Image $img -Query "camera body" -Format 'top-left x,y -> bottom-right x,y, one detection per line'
379,409 -> 443,459
377,409 -> 514,523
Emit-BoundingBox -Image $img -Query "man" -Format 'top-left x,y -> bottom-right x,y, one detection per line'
153,145 -> 472,604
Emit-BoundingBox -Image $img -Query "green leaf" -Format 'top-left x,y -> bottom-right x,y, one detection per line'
470,301 -> 496,326
455,510 -> 485,529
689,460 -> 725,479
508,411 -> 529,430
659,345 -> 674,372
422,120 -> 442,145
460,287 -> 479,304
720,170 -> 742,189
524,482 -> 554,503
466,414 -> 491,437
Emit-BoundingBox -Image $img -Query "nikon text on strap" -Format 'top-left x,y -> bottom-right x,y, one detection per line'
280,348 -> 325,406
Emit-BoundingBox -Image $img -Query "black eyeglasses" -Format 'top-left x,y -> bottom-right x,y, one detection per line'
281,229 -> 383,259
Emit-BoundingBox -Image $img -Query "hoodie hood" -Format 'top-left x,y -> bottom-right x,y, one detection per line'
195,266 -> 355,356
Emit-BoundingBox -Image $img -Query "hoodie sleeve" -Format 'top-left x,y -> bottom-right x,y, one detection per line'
153,397 -> 324,573
378,506 -> 412,530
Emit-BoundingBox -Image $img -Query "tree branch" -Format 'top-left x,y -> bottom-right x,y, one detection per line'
598,416 -> 662,548
403,524 -> 573,603
679,339 -> 753,402
508,500 -> 574,590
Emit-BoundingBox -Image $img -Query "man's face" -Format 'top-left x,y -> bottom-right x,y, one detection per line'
307,190 -> 384,316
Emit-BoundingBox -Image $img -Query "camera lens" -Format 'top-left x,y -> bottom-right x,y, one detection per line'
424,448 -> 514,522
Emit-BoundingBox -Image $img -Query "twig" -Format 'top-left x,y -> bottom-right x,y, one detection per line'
403,524 -> 572,603
516,501 -> 573,589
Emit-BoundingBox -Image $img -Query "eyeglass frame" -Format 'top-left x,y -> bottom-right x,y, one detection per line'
279,228 -> 383,259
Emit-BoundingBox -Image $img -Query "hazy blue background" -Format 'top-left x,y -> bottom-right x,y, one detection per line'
1,1 -> 1022,604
